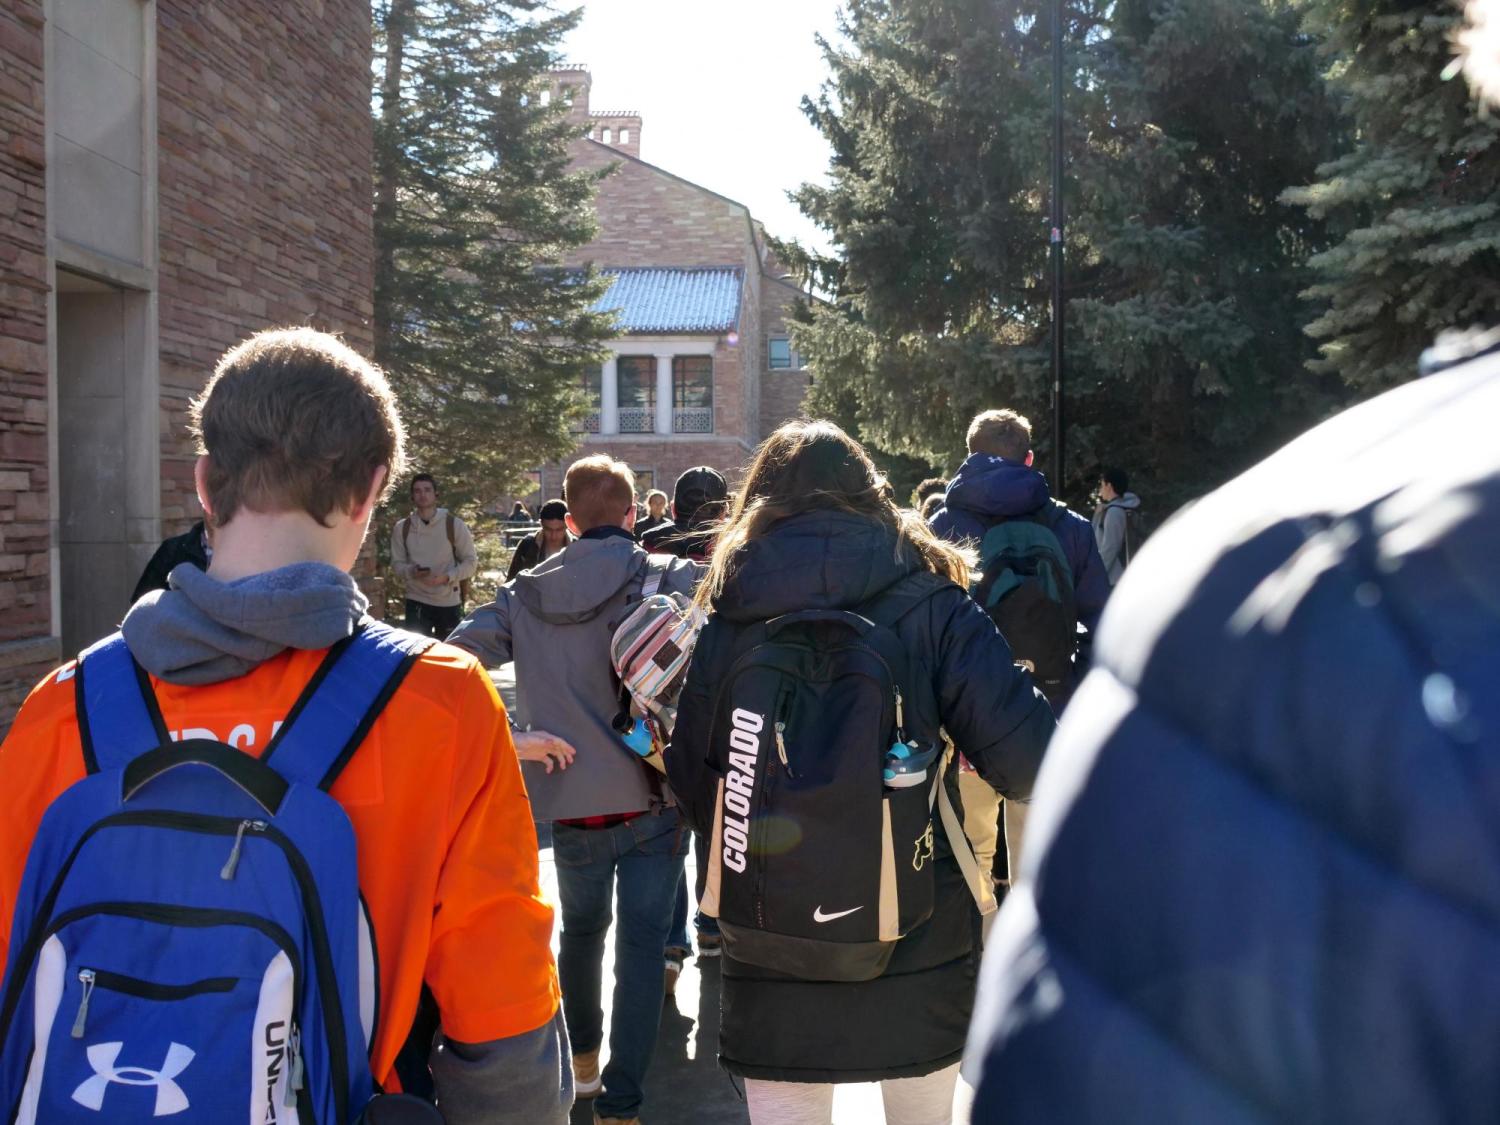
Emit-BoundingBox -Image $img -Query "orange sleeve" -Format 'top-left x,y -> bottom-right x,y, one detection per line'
424,663 -> 560,1043
0,667 -> 87,954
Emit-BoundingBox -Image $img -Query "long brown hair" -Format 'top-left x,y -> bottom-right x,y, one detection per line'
696,421 -> 973,611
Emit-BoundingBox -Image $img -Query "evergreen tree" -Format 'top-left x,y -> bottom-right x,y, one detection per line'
781,0 -> 1345,510
1073,0 -> 1348,506
1285,2 -> 1500,394
373,0 -> 614,516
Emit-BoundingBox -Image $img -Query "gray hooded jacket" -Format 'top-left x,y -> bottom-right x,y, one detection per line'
449,533 -> 703,822
1092,491 -> 1142,584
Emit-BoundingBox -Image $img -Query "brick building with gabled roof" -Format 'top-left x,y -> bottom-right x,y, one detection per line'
534,67 -> 813,502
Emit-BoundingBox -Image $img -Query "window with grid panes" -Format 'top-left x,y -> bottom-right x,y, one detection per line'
672,357 -> 712,408
617,356 -> 656,409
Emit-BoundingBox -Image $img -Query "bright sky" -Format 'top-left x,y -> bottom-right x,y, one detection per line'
561,0 -> 843,257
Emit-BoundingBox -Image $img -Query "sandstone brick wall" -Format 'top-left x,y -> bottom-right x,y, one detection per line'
587,112 -> 641,160
0,1 -> 378,730
0,2 -> 57,719
565,141 -> 755,270
156,0 -> 375,531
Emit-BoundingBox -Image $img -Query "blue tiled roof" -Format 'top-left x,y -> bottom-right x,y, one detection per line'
593,268 -> 743,334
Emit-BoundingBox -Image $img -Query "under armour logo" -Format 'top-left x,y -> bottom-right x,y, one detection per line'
72,1041 -> 195,1116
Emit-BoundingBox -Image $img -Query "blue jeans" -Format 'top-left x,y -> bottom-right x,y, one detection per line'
553,808 -> 688,1119
667,830 -> 720,951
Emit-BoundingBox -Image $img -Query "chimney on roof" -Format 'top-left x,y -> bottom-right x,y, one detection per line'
547,65 -> 592,126
589,111 -> 642,158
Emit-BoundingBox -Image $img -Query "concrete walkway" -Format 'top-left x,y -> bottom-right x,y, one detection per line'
499,668 -> 976,1124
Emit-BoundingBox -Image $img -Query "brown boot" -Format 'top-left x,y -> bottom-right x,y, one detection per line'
594,1116 -> 641,1125
573,1048 -> 601,1099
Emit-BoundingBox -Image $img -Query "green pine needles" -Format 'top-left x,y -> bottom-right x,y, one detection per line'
373,0 -> 615,517
1285,2 -> 1500,394
781,0 -> 1500,512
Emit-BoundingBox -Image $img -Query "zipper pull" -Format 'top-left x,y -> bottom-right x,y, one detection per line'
895,687 -> 906,737
774,721 -> 793,777
71,970 -> 96,1039
284,1024 -> 304,1107
221,819 -> 266,880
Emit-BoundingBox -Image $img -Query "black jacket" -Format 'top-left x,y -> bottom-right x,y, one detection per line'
131,521 -> 210,603
668,511 -> 1054,1082
641,517 -> 717,562
505,530 -> 571,581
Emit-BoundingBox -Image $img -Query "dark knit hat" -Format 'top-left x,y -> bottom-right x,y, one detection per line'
673,466 -> 728,523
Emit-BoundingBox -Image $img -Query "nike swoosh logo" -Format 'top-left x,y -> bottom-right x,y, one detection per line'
813,905 -> 864,924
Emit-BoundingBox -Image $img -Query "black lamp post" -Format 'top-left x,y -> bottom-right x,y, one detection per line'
1049,0 -> 1066,490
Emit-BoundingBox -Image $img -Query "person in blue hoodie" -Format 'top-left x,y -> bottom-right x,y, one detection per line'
930,408 -> 1110,666
930,409 -> 1109,900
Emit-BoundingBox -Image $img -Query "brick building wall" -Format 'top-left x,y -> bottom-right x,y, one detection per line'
565,141 -> 754,272
759,275 -> 813,437
156,0 -> 375,529
0,2 -> 56,716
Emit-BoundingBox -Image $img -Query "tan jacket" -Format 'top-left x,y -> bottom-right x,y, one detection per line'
392,507 -> 478,608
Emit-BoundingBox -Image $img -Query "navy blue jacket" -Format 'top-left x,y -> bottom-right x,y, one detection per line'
964,353 -> 1500,1124
931,455 -> 1110,633
669,511 -> 1055,1083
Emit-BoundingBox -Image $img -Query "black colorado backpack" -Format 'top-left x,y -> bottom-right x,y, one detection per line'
696,573 -> 992,982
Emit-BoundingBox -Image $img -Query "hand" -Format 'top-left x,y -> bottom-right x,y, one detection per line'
513,729 -> 576,773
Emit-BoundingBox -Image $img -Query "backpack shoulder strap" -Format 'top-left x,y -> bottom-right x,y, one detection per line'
639,553 -> 674,600
446,513 -> 457,555
1026,499 -> 1068,531
76,633 -> 171,774
259,619 -> 434,791
399,517 -> 410,554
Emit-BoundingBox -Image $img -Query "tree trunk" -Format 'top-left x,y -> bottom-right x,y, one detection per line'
372,0 -> 413,365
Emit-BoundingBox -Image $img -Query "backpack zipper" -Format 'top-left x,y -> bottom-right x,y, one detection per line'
221,819 -> 267,880
69,968 -> 239,1038
285,1023 -> 305,1107
772,686 -> 794,778
69,970 -> 94,1039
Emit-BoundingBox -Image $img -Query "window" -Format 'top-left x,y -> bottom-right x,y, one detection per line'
769,336 -> 794,369
574,365 -> 602,433
617,356 -> 656,433
673,356 -> 713,433
602,127 -> 613,144
540,89 -> 551,106
619,128 -> 630,145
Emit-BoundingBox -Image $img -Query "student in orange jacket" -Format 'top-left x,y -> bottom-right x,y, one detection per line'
0,329 -> 571,1123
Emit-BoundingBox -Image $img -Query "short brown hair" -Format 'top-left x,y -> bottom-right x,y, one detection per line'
967,409 -> 1032,461
564,455 -> 636,532
190,328 -> 406,528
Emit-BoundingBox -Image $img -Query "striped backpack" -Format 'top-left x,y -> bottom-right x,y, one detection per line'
609,556 -> 706,771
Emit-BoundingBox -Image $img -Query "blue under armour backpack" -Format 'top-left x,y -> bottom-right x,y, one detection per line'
0,620 -> 430,1124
